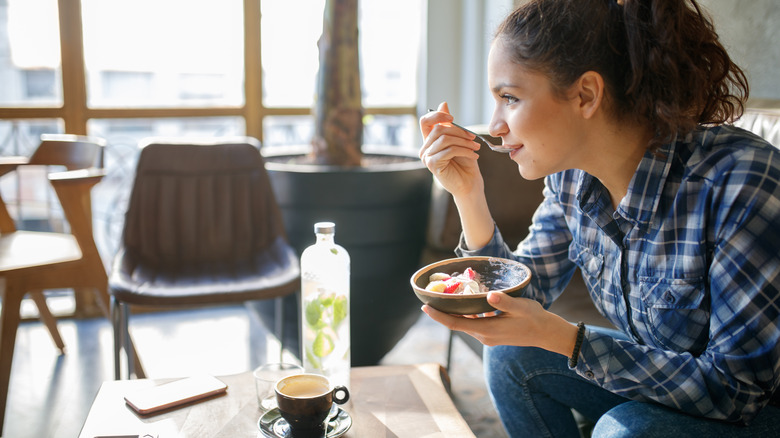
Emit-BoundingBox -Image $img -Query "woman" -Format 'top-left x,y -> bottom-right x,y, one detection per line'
418,0 -> 780,437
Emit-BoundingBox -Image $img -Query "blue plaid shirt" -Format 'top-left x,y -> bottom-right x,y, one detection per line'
458,125 -> 780,424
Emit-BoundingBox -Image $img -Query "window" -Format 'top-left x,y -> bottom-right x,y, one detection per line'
259,0 -> 423,149
0,0 -> 425,317
81,0 -> 245,108
0,0 -> 62,107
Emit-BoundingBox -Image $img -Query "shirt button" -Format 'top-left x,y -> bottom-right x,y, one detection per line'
585,370 -> 595,379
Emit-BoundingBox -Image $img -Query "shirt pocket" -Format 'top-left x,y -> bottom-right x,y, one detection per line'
639,276 -> 709,354
568,241 -> 604,292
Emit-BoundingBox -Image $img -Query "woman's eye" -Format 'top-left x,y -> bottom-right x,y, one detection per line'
500,94 -> 518,104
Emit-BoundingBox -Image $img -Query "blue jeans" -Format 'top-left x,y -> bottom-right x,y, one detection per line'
484,326 -> 780,438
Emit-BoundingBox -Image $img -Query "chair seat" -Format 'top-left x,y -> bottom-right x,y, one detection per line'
0,231 -> 81,272
110,236 -> 299,306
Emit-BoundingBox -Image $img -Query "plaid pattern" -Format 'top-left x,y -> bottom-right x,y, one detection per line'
458,125 -> 780,423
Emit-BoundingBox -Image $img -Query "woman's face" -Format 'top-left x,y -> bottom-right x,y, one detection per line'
487,38 -> 585,180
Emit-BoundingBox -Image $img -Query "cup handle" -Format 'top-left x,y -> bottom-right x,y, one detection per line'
332,385 -> 350,404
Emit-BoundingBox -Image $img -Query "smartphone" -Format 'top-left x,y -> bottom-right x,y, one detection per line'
124,375 -> 228,415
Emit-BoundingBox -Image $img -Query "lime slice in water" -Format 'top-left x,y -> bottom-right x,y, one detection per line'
313,331 -> 335,358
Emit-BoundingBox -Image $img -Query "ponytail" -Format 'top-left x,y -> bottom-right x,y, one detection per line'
495,0 -> 749,150
621,0 -> 748,146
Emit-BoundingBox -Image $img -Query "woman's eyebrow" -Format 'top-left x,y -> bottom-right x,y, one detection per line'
491,82 -> 521,94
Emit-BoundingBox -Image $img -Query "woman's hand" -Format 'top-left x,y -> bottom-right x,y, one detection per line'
422,291 -> 579,357
419,102 -> 496,250
419,102 -> 483,199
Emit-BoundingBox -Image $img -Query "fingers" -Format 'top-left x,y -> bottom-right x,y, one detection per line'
419,102 -> 480,159
421,304 -> 469,331
420,105 -> 454,139
421,304 -> 498,328
420,129 -> 479,161
419,119 -> 479,159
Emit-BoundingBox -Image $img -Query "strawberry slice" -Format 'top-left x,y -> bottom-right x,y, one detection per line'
443,281 -> 462,294
463,267 -> 477,280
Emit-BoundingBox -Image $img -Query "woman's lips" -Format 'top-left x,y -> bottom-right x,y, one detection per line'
506,144 -> 523,158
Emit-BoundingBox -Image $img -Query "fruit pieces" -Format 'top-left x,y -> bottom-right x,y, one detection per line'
424,267 -> 487,294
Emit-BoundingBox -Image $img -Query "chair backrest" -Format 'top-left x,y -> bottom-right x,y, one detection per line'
28,134 -> 106,169
122,137 -> 286,267
0,134 -> 105,234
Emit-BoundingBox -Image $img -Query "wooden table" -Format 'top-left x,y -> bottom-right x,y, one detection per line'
79,363 -> 475,437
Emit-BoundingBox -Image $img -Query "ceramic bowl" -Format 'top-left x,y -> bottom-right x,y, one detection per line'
410,256 -> 531,315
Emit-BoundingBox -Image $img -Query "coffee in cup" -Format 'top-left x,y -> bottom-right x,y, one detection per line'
275,374 -> 349,438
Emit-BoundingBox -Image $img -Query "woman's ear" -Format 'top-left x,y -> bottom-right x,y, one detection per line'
574,71 -> 604,120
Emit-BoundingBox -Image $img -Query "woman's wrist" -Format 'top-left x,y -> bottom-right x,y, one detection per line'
454,190 -> 494,250
539,314 -> 582,358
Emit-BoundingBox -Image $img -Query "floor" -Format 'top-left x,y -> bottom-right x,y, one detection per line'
3,303 -> 508,438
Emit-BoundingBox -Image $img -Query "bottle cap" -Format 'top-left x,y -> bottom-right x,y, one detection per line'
314,221 -> 336,234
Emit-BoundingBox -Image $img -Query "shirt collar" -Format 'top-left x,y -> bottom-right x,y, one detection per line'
576,136 -> 679,232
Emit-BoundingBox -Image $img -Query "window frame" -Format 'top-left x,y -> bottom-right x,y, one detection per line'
0,0 -> 418,140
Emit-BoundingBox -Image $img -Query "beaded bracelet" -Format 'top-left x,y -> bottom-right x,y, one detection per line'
569,321 -> 586,368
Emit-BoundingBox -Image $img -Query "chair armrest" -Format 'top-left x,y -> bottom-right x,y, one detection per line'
0,156 -> 29,178
48,168 -> 106,186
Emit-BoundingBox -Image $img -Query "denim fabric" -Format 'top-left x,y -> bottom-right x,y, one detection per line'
484,326 -> 629,437
485,327 -> 780,438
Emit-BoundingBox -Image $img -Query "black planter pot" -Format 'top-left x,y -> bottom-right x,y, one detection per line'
249,148 -> 432,366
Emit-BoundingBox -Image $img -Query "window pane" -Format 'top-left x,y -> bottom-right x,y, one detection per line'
0,0 -> 62,106
261,0 -> 325,108
263,115 -> 315,147
262,114 -> 417,153
363,115 -> 417,151
261,0 -> 423,109
81,0 -> 244,108
360,0 -> 423,107
0,119 -> 64,156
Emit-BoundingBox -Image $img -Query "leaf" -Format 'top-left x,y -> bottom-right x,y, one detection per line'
332,295 -> 348,327
305,299 -> 326,329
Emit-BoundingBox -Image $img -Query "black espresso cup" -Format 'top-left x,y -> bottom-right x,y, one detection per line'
275,374 -> 350,438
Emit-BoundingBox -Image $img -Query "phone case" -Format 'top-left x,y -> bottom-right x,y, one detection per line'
124,375 -> 228,415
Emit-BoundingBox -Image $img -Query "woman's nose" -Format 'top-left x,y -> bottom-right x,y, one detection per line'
488,113 -> 508,139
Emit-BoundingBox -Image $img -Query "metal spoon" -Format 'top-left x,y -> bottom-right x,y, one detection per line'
427,109 -> 514,153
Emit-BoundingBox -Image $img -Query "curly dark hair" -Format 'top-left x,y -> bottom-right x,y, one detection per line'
495,0 -> 749,150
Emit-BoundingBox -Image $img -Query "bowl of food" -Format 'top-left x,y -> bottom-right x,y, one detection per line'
410,256 -> 532,315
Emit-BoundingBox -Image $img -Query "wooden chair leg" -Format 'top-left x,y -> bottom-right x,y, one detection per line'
29,292 -> 66,354
0,283 -> 24,436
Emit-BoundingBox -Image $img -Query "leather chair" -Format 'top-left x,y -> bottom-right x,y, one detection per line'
0,134 -> 110,435
109,137 -> 300,379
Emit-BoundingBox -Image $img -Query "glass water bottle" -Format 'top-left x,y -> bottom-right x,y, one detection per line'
300,221 -> 351,389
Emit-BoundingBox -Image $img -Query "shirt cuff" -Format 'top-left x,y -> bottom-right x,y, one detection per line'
572,327 -> 609,383
454,223 -> 504,257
